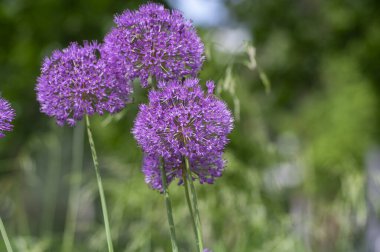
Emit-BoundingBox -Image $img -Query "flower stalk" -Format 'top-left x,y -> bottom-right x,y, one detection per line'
62,121 -> 85,252
0,218 -> 13,252
159,159 -> 178,252
182,168 -> 200,252
85,115 -> 114,252
184,157 -> 204,252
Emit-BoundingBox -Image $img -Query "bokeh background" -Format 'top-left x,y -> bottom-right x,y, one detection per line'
1,0 -> 380,251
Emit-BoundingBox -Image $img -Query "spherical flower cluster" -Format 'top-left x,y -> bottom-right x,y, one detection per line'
36,42 -> 132,126
133,78 -> 233,190
103,3 -> 204,88
0,97 -> 15,138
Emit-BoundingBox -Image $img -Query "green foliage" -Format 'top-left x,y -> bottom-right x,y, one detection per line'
1,0 -> 379,251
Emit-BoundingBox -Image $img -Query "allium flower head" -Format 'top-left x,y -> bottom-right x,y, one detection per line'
36,42 -> 132,126
103,3 -> 204,88
133,78 -> 233,190
0,97 -> 15,138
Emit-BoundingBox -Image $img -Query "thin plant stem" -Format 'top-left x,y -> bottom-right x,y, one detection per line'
182,166 -> 200,252
0,218 -> 13,252
62,121 -> 85,252
85,115 -> 114,252
42,129 -> 62,235
184,157 -> 204,252
159,159 -> 178,252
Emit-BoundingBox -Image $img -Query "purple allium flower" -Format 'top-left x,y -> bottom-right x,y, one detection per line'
133,78 -> 233,190
0,97 -> 15,138
103,3 -> 204,88
36,42 -> 132,126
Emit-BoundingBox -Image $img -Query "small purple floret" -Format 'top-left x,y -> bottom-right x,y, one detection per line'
142,154 -> 177,192
133,78 -> 233,190
36,42 -> 132,126
0,97 -> 15,138
103,3 -> 204,88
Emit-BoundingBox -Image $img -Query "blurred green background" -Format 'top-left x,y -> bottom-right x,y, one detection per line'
1,0 -> 379,251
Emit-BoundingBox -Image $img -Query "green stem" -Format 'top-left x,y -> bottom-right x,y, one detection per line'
184,157 -> 204,252
42,129 -> 62,235
62,121 -> 85,252
159,159 -> 178,252
85,115 -> 114,252
0,218 -> 13,252
182,165 -> 200,252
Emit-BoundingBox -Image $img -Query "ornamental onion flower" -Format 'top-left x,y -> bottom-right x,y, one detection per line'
133,78 -> 233,190
36,42 -> 132,126
0,97 -> 15,138
103,3 -> 204,88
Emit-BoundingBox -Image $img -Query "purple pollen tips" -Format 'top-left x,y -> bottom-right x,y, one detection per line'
0,97 -> 15,138
132,78 -> 234,191
103,3 -> 205,88
36,42 -> 132,126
